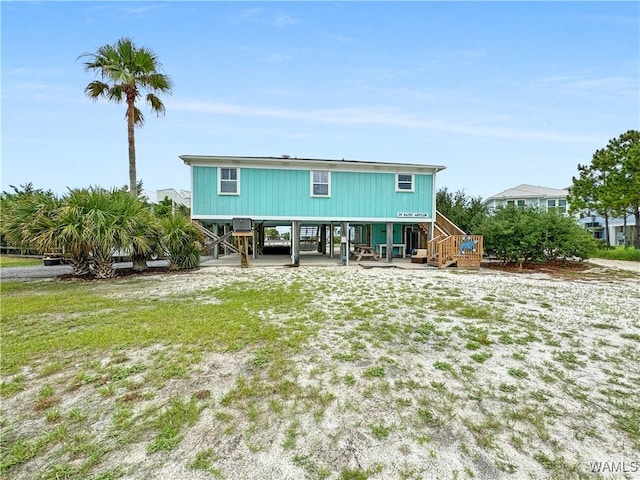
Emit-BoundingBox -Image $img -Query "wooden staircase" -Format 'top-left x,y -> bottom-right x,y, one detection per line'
419,211 -> 483,269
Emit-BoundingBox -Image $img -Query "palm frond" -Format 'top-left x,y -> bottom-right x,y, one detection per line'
145,94 -> 165,116
84,81 -> 110,100
132,106 -> 145,126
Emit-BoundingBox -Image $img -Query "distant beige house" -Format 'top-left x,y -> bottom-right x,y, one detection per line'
483,184 -> 569,214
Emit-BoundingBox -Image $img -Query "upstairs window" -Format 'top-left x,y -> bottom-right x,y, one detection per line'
218,167 -> 239,195
548,199 -> 567,214
558,199 -> 567,213
507,199 -> 526,208
396,173 -> 414,192
311,170 -> 330,197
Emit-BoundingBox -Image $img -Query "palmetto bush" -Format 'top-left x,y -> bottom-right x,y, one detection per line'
2,186 -> 201,278
1,186 -> 63,259
159,213 -> 203,270
56,188 -> 156,279
107,190 -> 158,273
69,189 -> 199,277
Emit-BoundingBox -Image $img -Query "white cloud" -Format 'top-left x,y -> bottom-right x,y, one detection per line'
535,74 -> 637,97
264,51 -> 293,63
123,4 -> 166,15
236,7 -> 263,22
169,100 -> 596,143
274,13 -> 300,28
233,8 -> 300,28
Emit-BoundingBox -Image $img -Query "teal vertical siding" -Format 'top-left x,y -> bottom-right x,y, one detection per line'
371,224 -> 403,245
192,166 -> 433,219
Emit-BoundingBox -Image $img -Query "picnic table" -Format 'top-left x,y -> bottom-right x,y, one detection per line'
352,245 -> 379,262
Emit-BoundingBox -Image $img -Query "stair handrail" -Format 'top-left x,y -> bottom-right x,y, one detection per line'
426,234 -> 444,260
438,235 -> 457,267
435,210 -> 466,236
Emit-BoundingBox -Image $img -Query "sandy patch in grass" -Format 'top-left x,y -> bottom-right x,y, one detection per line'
2,264 -> 639,479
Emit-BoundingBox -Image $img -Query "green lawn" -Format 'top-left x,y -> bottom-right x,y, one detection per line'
593,246 -> 640,262
0,255 -> 43,268
0,279 -> 314,375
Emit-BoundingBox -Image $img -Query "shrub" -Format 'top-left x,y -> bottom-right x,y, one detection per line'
480,206 -> 597,266
159,214 -> 203,270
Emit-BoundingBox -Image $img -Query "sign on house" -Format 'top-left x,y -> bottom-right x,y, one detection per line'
397,212 -> 430,218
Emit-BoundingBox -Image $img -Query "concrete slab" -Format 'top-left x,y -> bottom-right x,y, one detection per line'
199,252 -> 436,270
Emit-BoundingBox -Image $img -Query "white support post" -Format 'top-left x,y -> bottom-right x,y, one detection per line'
252,229 -> 256,259
341,222 -> 350,266
329,223 -> 334,258
291,221 -> 300,266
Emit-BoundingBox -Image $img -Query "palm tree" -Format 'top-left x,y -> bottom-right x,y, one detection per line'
79,37 -> 173,196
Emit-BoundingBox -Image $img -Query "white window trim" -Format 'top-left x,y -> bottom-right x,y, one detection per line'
218,167 -> 240,195
310,170 -> 331,197
395,173 -> 415,192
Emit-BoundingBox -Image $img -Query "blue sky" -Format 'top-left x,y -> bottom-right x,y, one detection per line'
2,1 -> 638,200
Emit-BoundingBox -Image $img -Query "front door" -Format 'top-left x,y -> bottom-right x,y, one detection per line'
404,226 -> 420,255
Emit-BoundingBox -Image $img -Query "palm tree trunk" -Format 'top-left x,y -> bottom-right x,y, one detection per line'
69,254 -> 92,277
127,97 -> 137,197
92,252 -> 116,279
132,252 -> 148,271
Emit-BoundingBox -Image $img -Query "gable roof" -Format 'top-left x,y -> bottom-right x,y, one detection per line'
485,184 -> 569,202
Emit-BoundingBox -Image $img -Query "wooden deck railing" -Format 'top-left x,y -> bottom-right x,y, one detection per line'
432,234 -> 483,268
426,234 -> 444,261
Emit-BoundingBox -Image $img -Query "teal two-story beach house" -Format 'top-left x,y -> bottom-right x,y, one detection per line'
181,155 -> 478,266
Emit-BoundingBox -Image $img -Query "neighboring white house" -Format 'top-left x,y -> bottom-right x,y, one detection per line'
576,212 -> 636,245
484,183 -> 636,245
155,188 -> 191,209
483,184 -> 569,214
